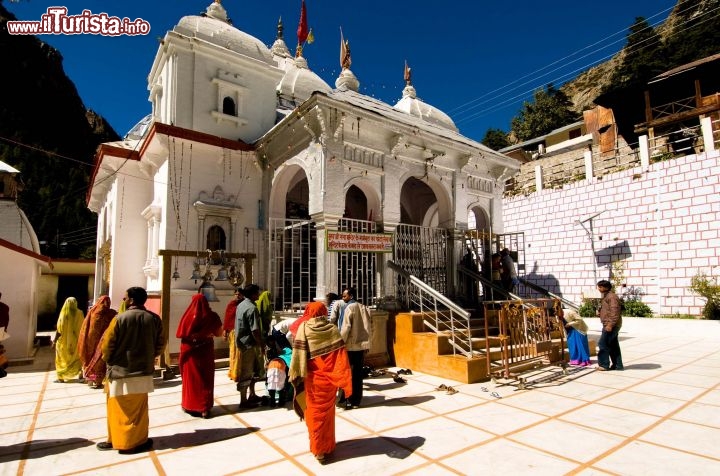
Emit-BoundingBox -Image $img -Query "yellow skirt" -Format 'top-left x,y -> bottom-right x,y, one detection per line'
228,330 -> 241,381
106,392 -> 149,450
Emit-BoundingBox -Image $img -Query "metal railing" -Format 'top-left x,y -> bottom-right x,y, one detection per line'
518,277 -> 580,311
483,299 -> 566,387
388,260 -> 473,358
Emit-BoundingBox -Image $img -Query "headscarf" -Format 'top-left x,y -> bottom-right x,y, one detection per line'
563,309 -> 588,335
289,301 -> 326,336
288,302 -> 345,382
56,297 -> 84,348
255,290 -> 273,335
77,295 -> 116,365
177,294 -> 222,340
223,290 -> 242,332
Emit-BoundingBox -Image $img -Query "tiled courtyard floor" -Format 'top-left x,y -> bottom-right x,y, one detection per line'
2,317 -> 720,475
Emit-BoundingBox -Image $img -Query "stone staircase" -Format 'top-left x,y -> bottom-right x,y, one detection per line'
393,307 -> 573,384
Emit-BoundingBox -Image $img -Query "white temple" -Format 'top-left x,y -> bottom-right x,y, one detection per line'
87,1 -> 520,357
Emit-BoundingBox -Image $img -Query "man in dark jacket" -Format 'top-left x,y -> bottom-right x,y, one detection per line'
596,280 -> 623,371
97,287 -> 164,454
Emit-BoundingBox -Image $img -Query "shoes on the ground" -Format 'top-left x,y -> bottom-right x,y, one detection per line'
344,402 -> 359,410
315,453 -> 326,464
446,386 -> 458,395
336,399 -> 347,408
96,442 -> 113,451
393,375 -> 407,384
118,438 -> 153,455
53,379 -> 65,383
247,394 -> 261,403
238,401 -> 256,410
596,365 -> 610,371
435,384 -> 447,391
610,366 -> 624,371
201,411 -> 210,419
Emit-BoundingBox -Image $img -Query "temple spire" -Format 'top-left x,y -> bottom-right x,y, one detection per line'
335,28 -> 359,92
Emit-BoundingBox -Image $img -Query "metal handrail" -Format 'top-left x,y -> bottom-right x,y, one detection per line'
457,266 -> 522,301
388,260 -> 474,358
518,277 -> 580,311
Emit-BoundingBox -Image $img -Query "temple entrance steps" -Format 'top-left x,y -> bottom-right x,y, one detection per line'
394,311 -> 495,383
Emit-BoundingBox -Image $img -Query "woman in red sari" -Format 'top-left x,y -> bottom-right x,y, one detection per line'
77,295 -> 117,388
177,294 -> 222,418
289,302 -> 352,464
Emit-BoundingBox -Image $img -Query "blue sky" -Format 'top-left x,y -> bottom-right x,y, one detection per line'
7,0 -> 678,142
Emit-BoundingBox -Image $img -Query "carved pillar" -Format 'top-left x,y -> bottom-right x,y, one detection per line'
311,212 -> 342,300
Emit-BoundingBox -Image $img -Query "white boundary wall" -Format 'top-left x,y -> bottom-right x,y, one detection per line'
502,149 -> 720,316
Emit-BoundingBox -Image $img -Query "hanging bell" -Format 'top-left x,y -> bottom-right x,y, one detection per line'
215,266 -> 229,281
189,264 -> 202,281
172,270 -> 181,280
199,281 -> 219,302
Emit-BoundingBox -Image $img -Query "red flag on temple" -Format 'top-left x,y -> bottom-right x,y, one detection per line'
297,0 -> 309,45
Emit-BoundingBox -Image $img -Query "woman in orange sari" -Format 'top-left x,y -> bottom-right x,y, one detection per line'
289,302 -> 352,464
78,295 -> 117,388
177,294 -> 222,418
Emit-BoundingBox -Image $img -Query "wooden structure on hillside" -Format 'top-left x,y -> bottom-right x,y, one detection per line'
635,53 -> 720,155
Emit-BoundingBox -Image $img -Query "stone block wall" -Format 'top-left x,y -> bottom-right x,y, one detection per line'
502,149 -> 720,316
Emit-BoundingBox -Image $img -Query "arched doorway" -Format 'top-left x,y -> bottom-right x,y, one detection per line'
395,177 -> 450,299
337,185 -> 377,304
268,166 -> 316,311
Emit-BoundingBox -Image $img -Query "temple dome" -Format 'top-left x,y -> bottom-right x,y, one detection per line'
394,84 -> 457,131
278,56 -> 331,102
174,1 -> 273,65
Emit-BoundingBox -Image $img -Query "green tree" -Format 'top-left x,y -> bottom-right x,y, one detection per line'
510,84 -> 577,142
604,17 -> 666,95
664,1 -> 720,66
481,128 -> 510,151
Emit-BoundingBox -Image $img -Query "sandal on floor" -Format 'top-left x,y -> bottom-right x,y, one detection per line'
446,386 -> 458,395
315,453 -> 326,464
53,379 -> 65,383
435,384 -> 447,391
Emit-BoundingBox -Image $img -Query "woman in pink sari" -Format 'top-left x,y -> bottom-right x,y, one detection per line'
177,294 -> 222,418
78,295 -> 117,388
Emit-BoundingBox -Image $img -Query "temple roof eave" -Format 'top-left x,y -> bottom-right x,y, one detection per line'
255,91 -> 520,173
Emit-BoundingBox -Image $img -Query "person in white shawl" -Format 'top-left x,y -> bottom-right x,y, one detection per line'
561,309 -> 591,366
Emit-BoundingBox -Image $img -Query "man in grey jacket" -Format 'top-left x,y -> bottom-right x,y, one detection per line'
338,287 -> 370,410
97,286 -> 164,454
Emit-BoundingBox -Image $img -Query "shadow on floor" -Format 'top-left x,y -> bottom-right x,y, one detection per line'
152,427 -> 259,451
0,438 -> 94,463
330,435 -> 426,463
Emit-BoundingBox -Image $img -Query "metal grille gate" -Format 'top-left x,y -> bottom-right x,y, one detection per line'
269,218 -> 317,311
393,224 -> 448,307
337,218 -> 377,305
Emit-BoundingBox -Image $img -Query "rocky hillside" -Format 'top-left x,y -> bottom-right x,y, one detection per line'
0,0 -> 119,258
562,0 -> 720,113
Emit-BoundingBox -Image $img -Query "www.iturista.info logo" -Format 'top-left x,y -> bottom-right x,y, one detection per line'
6,7 -> 151,36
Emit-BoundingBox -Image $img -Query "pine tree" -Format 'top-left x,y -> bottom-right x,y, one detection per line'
510,85 -> 577,142
481,128 -> 510,151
